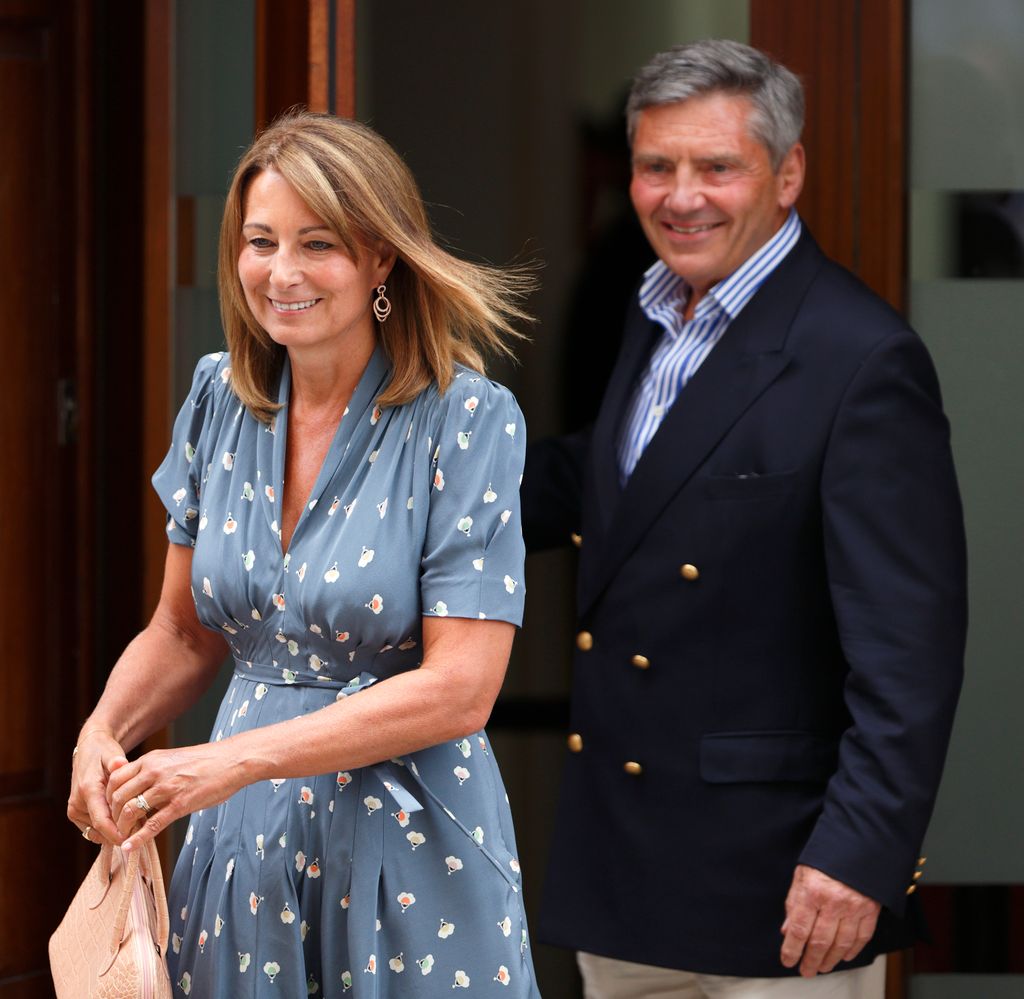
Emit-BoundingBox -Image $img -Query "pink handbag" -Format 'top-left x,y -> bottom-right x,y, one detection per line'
49,839 -> 172,998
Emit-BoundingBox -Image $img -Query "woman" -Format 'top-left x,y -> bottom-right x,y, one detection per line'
68,112 -> 541,997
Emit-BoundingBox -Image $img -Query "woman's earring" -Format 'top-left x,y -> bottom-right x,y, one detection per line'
372,284 -> 392,323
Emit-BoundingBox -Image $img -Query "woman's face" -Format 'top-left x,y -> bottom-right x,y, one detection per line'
238,169 -> 392,354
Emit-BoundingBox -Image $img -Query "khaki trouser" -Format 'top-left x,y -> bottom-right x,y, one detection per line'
577,952 -> 886,999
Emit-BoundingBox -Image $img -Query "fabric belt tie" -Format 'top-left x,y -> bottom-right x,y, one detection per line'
232,660 -> 424,814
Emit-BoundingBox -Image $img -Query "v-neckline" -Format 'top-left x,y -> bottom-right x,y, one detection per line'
260,344 -> 392,560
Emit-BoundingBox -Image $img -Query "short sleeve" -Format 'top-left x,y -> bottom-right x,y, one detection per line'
420,373 -> 527,625
151,353 -> 225,547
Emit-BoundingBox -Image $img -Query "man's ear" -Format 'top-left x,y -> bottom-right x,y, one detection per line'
777,143 -> 805,210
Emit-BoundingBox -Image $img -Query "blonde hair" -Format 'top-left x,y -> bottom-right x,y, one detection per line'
218,111 -> 535,423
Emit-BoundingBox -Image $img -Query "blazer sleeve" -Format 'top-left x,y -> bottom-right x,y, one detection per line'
798,328 -> 967,915
520,427 -> 592,554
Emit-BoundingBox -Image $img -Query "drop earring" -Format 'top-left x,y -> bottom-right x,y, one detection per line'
372,285 -> 392,323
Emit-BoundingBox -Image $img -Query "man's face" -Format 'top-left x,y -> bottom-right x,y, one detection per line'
629,93 -> 804,302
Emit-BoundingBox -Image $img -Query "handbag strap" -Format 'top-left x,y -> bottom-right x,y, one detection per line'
107,840 -> 170,956
143,838 -> 171,955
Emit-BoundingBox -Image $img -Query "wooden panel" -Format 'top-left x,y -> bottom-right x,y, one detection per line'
334,0 -> 356,117
255,0 -> 311,129
857,0 -> 906,310
0,0 -> 91,991
143,0 -> 173,620
308,0 -> 330,111
255,0 -> 358,125
751,0 -> 907,312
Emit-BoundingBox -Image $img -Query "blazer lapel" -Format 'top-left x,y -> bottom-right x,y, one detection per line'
578,231 -> 824,615
585,296 -> 662,532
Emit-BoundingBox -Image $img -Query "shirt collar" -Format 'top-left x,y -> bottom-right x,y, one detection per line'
639,209 -> 802,324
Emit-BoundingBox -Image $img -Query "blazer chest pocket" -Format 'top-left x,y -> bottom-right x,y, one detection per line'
699,731 -> 838,784
704,468 -> 798,500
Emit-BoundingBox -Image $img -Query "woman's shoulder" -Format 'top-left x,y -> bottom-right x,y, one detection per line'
184,350 -> 239,412
418,364 -> 523,421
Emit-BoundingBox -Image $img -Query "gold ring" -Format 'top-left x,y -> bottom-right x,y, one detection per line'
82,825 -> 93,841
135,793 -> 154,815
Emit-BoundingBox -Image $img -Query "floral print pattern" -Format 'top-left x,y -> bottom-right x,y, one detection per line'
152,348 -> 538,997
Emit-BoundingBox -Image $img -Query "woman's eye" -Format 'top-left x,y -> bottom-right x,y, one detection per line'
306,240 -> 333,252
248,237 -> 274,249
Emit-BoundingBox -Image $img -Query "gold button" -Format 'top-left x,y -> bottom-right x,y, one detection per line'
680,563 -> 700,581
631,654 -> 650,670
913,871 -> 923,880
570,532 -> 582,548
906,884 -> 917,895
918,856 -> 927,866
623,761 -> 643,776
567,733 -> 583,753
576,631 -> 594,651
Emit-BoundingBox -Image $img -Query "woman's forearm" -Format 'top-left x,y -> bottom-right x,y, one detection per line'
82,614 -> 227,753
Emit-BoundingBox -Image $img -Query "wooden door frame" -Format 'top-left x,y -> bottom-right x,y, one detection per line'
255,0 -> 357,129
751,0 -> 907,312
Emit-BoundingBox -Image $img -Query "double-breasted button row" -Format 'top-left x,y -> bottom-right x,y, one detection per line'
577,634 -> 649,670
565,735 -> 643,776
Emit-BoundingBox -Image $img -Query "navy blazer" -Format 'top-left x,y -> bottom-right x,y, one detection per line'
522,230 -> 966,977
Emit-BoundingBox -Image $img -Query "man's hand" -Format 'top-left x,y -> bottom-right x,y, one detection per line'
780,864 -> 881,976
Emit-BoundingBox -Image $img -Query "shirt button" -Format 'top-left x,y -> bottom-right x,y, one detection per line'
631,655 -> 650,670
567,733 -> 583,753
576,631 -> 594,651
680,563 -> 700,581
623,761 -> 643,776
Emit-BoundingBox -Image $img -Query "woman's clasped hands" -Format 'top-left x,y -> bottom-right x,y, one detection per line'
68,732 -> 242,853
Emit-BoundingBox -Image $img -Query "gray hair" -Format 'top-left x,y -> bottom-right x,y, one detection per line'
626,39 -> 804,170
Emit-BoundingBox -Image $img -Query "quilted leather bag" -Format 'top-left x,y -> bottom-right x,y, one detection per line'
49,839 -> 172,998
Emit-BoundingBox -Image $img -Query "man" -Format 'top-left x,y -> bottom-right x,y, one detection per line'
522,40 -> 966,998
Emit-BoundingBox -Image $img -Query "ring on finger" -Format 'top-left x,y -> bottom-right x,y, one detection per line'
82,825 -> 93,841
134,793 -> 154,816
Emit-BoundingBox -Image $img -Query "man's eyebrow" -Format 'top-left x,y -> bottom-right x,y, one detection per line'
694,153 -> 744,165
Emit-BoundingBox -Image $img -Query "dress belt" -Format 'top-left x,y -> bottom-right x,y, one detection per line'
231,659 -> 424,816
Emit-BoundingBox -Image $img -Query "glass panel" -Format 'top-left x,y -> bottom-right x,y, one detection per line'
173,0 -> 255,392
910,280 -> 1024,883
169,0 -> 255,794
910,0 -> 1024,190
909,0 -> 1024,889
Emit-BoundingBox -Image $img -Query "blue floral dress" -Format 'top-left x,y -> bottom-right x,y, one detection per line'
152,346 -> 541,997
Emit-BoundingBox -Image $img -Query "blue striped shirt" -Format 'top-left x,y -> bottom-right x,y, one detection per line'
617,209 -> 802,483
